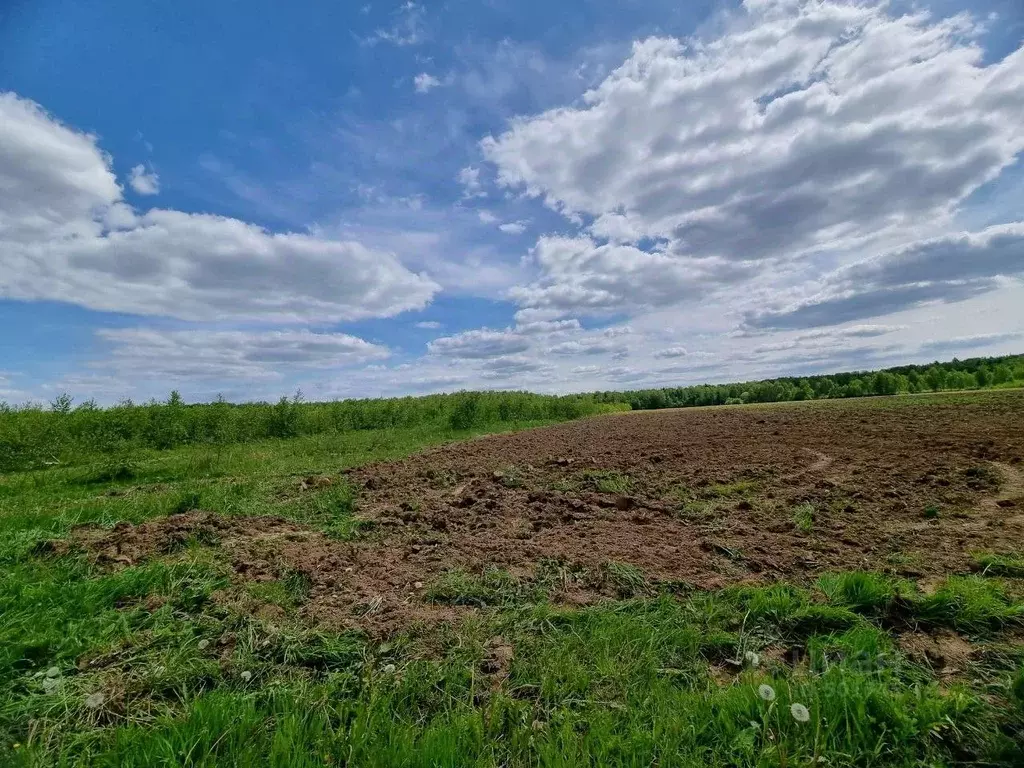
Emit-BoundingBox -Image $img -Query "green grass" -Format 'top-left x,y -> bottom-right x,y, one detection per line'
701,479 -> 759,499
976,552 -> 1024,578
2,408 -> 1024,765
792,503 -> 815,532
581,470 -> 634,494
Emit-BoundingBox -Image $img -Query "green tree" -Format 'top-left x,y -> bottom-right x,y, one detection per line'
871,372 -> 899,396
924,365 -> 946,392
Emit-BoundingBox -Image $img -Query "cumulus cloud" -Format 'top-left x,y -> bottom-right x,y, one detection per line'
427,315 -> 585,359
548,338 -> 624,356
428,328 -> 532,359
96,328 -> 390,381
513,307 -> 567,324
127,164 -> 159,195
0,91 -> 438,322
514,318 -> 581,335
413,73 -> 441,93
0,93 -> 120,241
510,235 -> 752,312
747,224 -> 1024,329
483,0 -> 1024,314
479,355 -> 551,378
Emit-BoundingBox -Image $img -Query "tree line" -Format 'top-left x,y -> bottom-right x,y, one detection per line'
599,354 -> 1024,411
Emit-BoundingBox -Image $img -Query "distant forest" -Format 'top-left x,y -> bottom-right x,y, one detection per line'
601,353 -> 1024,411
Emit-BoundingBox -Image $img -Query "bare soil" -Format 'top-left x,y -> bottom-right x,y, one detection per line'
62,391 -> 1024,635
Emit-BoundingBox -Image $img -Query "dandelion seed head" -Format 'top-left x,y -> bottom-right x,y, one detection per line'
382,664 -> 397,675
197,639 -> 210,651
744,651 -> 760,668
84,692 -> 105,710
758,684 -> 776,701
791,703 -> 811,723
241,671 -> 252,682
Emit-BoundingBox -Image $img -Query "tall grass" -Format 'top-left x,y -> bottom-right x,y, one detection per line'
0,391 -> 626,472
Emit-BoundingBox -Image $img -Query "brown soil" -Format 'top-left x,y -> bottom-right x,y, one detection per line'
61,391 -> 1024,636
897,629 -> 977,677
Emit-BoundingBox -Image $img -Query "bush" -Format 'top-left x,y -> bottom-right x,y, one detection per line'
0,390 -> 624,471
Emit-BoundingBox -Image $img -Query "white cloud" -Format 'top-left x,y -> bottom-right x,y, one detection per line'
96,328 -> 390,381
428,328 -> 531,359
918,332 -> 1023,356
483,1 -> 1024,315
747,223 -> 1024,330
548,338 -> 625,356
513,307 -> 567,324
458,165 -> 485,198
127,164 -> 159,195
366,1 -> 426,46
477,209 -> 498,224
498,220 -> 528,235
479,355 -> 551,378
509,235 -> 753,313
0,91 -> 439,322
415,320 -> 442,329
413,73 -> 441,93
653,346 -> 688,359
514,318 -> 581,335
427,316 -> 584,360
0,92 -> 120,242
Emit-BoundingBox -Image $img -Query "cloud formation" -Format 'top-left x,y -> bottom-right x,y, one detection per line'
483,0 -> 1024,315
96,328 -> 390,381
413,73 -> 441,93
747,224 -> 1024,329
0,92 -> 439,322
509,236 -> 751,312
127,164 -> 160,195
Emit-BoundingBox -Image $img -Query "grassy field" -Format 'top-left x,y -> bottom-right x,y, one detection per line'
2,396 -> 1023,766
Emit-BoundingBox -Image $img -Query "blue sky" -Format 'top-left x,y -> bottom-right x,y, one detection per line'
1,0 -> 1023,404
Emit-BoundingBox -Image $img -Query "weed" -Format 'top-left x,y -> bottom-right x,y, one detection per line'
700,479 -> 758,499
964,464 -> 1003,492
599,561 -> 651,598
817,572 -> 911,616
493,467 -> 523,488
247,570 -> 313,610
974,552 -> 1024,578
171,488 -> 202,514
914,576 -> 1024,632
426,567 -> 541,608
924,504 -> 940,519
80,458 -> 138,485
792,503 -> 815,532
582,470 -> 633,494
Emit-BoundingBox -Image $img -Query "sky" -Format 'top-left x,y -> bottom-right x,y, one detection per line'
1,0 -> 1023,405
